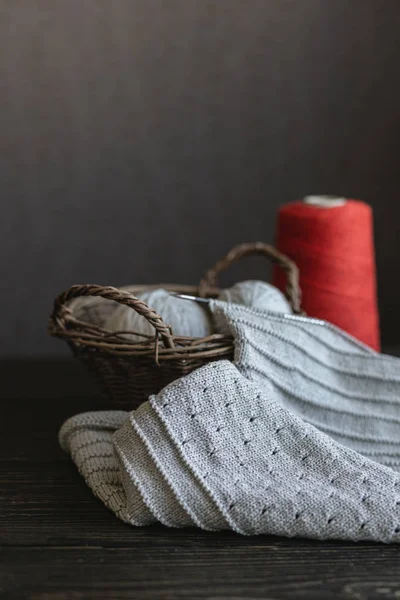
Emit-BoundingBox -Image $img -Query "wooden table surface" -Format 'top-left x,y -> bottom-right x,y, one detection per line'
1,360 -> 400,600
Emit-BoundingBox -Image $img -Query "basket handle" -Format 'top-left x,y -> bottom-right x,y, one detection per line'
49,284 -> 175,348
198,242 -> 303,314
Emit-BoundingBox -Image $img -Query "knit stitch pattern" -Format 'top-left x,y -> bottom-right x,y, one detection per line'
212,302 -> 400,472
59,303 -> 400,543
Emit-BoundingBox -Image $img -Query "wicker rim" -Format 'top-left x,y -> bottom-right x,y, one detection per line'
49,284 -> 176,347
199,241 -> 302,314
48,242 -> 303,359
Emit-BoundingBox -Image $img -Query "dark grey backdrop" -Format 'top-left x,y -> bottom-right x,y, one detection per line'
1,0 -> 399,356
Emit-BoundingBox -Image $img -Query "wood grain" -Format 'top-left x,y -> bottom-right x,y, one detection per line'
1,389 -> 400,599
2,545 -> 400,600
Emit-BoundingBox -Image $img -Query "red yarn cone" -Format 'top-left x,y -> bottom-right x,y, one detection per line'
273,197 -> 380,351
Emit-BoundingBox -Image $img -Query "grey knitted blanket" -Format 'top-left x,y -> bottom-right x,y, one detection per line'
59,303 -> 400,543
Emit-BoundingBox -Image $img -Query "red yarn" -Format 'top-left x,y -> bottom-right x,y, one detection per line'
273,199 -> 380,351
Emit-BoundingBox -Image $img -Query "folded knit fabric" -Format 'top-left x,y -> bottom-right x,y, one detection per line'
59,303 -> 400,543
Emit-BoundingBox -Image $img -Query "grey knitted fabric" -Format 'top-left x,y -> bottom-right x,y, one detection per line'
212,302 -> 400,472
59,411 -> 152,525
59,303 -> 400,543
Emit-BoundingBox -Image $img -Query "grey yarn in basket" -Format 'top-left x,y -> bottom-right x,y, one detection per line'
104,288 -> 212,340
218,280 -> 291,314
75,281 -> 291,338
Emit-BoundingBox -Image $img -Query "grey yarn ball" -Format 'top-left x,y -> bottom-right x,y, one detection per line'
218,280 -> 291,314
104,288 -> 212,341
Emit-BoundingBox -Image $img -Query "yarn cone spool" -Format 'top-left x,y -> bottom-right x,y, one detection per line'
273,196 -> 380,351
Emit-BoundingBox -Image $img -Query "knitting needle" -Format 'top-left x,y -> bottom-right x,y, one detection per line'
170,292 -> 326,324
169,292 -> 211,305
169,293 -> 327,327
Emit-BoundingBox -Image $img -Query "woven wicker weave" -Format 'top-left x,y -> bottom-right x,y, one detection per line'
49,242 -> 302,408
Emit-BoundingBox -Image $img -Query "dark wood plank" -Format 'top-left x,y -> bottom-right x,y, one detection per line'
2,544 -> 400,600
0,359 -> 99,399
0,397 -> 113,462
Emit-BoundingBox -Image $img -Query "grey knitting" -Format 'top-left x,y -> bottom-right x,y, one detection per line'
150,361 -> 400,541
130,402 -> 228,530
59,360 -> 400,542
59,411 -> 154,526
59,303 -> 400,543
211,302 -> 400,472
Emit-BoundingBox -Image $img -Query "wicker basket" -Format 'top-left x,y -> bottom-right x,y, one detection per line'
49,242 -> 302,408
